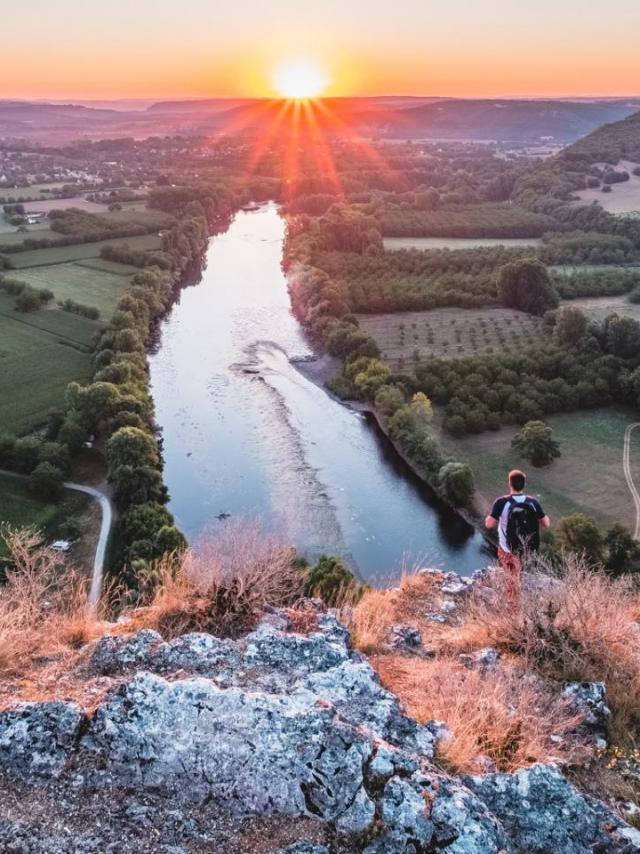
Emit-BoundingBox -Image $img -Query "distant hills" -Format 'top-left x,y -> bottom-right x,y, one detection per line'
563,109 -> 640,163
1,96 -> 639,145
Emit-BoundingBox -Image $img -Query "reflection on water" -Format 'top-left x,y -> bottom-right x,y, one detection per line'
149,203 -> 488,584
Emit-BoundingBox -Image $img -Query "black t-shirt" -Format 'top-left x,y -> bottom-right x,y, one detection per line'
490,494 -> 546,552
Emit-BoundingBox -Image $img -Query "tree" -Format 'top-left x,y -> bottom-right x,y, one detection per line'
68,381 -> 122,431
511,420 -> 561,467
29,462 -> 64,501
438,462 -> 475,507
552,305 -> 587,347
15,287 -> 42,313
38,441 -> 70,473
375,384 -> 406,418
106,427 -> 159,471
13,436 -> 42,473
57,418 -> 86,453
497,258 -> 559,316
555,513 -> 605,564
604,314 -> 640,359
603,524 -> 640,577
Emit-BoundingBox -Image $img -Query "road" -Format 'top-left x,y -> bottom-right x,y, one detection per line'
0,469 -> 113,606
623,423 -> 640,539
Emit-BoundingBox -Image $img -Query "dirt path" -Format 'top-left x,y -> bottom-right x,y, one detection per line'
623,423 -> 640,538
0,469 -> 112,606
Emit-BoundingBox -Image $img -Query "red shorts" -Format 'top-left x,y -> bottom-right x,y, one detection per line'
497,547 -> 522,604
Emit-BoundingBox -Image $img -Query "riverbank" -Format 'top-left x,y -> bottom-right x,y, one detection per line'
292,351 -> 489,545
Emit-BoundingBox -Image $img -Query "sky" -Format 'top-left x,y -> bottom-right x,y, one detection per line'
3,0 -> 640,100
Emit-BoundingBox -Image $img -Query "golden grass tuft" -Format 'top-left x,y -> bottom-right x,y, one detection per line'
372,653 -> 590,773
127,521 -> 306,639
0,525 -> 105,678
460,556 -> 640,742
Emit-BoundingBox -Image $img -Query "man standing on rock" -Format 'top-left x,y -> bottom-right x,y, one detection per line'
485,469 -> 551,605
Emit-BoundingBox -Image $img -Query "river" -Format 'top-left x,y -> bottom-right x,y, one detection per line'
148,203 -> 488,585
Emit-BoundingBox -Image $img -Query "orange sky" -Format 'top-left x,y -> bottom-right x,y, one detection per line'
3,0 -> 640,100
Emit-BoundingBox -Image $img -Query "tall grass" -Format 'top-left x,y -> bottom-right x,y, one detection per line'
0,526 -> 100,675
372,653 -> 588,773
127,521 -> 306,638
461,556 -> 640,740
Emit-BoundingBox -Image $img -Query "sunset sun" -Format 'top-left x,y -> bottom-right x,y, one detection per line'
273,60 -> 328,99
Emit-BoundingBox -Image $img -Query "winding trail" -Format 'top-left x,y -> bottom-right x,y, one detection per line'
0,469 -> 112,606
623,423 -> 640,539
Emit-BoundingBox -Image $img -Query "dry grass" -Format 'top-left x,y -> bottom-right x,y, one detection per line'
372,653 -> 589,773
454,557 -> 640,743
0,526 -> 105,678
345,570 -> 451,653
127,521 -> 306,639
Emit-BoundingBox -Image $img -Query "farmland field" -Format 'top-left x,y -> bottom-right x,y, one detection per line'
19,197 -> 108,214
550,263 -> 640,276
383,236 -> 542,251
15,261 -> 133,316
100,207 -> 174,229
0,225 -> 57,244
2,233 -> 162,268
574,160 -> 640,215
433,407 -> 640,532
379,203 -> 559,237
0,292 -> 96,433
572,295 -> 640,323
358,307 -> 547,367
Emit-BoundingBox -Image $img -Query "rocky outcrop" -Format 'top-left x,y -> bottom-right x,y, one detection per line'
0,611 -> 637,853
466,763 -> 640,853
0,701 -> 84,780
562,681 -> 611,748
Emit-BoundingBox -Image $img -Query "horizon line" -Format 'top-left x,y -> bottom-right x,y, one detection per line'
2,92 -> 640,105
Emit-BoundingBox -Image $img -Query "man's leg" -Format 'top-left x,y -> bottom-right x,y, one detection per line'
497,547 -> 522,607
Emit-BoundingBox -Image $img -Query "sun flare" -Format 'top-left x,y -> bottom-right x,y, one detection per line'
273,60 -> 328,100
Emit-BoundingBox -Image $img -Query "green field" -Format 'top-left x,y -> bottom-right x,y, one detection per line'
0,473 -> 90,558
15,261 -> 133,317
0,292 -> 96,434
0,224 -> 55,243
359,307 -> 547,367
100,207 -> 174,229
572,295 -> 640,323
2,233 -> 162,269
383,236 -> 543,251
434,407 -> 640,532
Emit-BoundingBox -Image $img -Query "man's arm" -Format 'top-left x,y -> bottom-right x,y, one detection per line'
485,497 -> 505,530
532,499 -> 551,528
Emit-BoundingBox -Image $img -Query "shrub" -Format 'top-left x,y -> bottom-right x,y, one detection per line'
29,462 -> 64,501
512,420 -> 561,467
439,462 -> 475,507
555,513 -> 605,564
127,522 -> 305,638
300,554 -> 364,605
15,287 -> 43,313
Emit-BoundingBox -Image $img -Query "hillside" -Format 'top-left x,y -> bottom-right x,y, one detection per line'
371,98 -> 639,142
563,109 -> 640,163
1,97 -> 638,145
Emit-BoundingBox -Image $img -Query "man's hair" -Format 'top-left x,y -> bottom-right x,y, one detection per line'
509,469 -> 526,492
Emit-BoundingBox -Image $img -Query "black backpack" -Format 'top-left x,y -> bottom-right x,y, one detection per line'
505,497 -> 540,555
